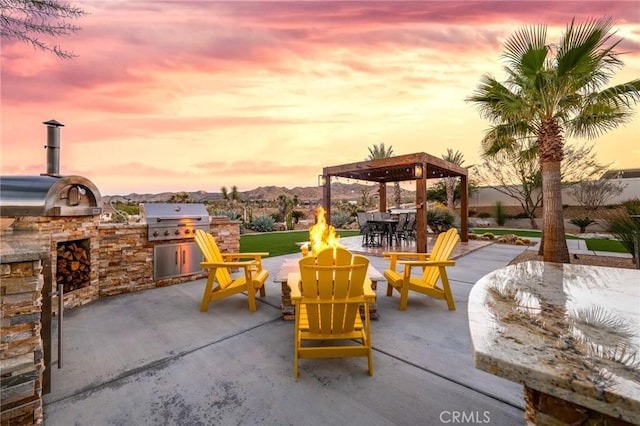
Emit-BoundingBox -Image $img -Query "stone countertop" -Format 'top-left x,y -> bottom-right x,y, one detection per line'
0,230 -> 50,263
468,260 -> 640,423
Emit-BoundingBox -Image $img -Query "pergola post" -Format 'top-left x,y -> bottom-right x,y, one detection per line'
378,183 -> 386,212
460,174 -> 468,242
416,170 -> 427,253
322,173 -> 331,221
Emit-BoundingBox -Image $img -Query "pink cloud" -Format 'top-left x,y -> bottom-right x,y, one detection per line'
2,1 -> 638,194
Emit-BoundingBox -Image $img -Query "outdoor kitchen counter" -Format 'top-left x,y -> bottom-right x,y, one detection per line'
0,230 -> 50,262
468,260 -> 640,425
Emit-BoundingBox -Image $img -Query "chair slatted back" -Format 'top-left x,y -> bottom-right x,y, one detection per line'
421,228 -> 459,285
194,229 -> 233,289
406,213 -> 416,230
299,247 -> 369,335
356,212 -> 368,228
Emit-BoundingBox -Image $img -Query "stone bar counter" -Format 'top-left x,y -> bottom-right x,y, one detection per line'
468,261 -> 639,425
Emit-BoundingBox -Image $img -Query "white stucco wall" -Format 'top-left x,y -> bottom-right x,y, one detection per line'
469,177 -> 640,208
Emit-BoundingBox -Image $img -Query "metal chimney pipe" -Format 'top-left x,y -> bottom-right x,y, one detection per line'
43,119 -> 64,176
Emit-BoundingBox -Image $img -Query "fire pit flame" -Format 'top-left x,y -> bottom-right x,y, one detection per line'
303,207 -> 342,257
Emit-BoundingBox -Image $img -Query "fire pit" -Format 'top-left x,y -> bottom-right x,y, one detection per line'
300,207 -> 343,257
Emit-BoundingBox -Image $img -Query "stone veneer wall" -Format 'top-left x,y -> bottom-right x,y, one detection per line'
0,218 -> 239,425
97,217 -> 240,297
11,216 -> 100,313
0,257 -> 45,425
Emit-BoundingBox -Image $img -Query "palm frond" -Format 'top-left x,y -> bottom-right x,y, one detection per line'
467,75 -> 530,123
502,24 -> 548,74
557,17 -> 619,88
595,80 -> 640,108
568,105 -> 631,139
480,123 -> 533,156
367,142 -> 393,160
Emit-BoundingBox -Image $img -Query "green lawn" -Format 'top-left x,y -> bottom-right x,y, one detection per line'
584,238 -> 629,253
473,228 -> 630,254
240,230 -> 360,257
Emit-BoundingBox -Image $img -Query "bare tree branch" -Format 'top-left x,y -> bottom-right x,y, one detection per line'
0,0 -> 86,59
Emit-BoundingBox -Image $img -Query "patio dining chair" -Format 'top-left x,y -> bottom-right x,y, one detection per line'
287,246 -> 375,378
357,212 -> 383,246
382,227 -> 460,311
194,229 -> 269,312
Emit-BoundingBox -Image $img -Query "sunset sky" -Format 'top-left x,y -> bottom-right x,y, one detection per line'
2,1 -> 639,196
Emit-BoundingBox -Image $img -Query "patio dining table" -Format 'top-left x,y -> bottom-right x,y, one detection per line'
367,218 -> 399,246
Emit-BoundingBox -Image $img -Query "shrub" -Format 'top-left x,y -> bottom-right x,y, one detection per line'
477,212 -> 491,219
427,208 -> 456,233
512,211 -> 532,219
291,210 -> 306,223
569,217 -> 596,233
482,232 -> 495,240
331,213 -> 353,229
622,198 -> 640,215
497,237 -> 507,244
607,202 -> 640,258
468,233 -> 478,240
250,215 -> 276,232
494,201 -> 507,226
270,212 -> 283,222
212,209 -> 240,221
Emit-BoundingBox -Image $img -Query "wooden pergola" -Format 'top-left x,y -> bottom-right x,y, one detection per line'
321,152 -> 468,253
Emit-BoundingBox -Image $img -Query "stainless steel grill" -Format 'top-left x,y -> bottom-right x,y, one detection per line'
139,203 -> 210,242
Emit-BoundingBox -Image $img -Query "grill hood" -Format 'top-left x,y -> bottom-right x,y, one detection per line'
0,175 -> 102,217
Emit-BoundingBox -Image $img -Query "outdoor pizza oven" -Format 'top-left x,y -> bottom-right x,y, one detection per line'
0,120 -> 103,310
0,174 -> 102,217
0,120 -> 102,218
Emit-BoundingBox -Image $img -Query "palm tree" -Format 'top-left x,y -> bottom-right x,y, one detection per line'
467,17 -> 640,263
441,149 -> 466,211
367,143 -> 401,208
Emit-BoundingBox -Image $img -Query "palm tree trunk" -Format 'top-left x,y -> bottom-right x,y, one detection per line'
541,161 -> 569,263
445,177 -> 455,211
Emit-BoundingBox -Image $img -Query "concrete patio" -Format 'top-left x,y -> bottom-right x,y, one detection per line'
43,239 -> 530,425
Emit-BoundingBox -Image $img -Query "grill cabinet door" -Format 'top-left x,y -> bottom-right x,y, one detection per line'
179,242 -> 204,275
154,242 -> 203,280
154,244 -> 181,280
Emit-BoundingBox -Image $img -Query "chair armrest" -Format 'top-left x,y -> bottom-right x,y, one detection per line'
287,273 -> 302,301
383,252 -> 431,260
222,252 -> 269,260
398,260 -> 456,268
200,260 -> 258,269
363,278 -> 376,301
383,251 -> 431,271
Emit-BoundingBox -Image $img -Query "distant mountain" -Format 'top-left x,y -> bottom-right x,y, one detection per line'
107,182 -> 415,204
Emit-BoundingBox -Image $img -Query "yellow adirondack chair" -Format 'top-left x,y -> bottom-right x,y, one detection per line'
194,229 -> 269,312
382,227 -> 460,311
287,247 -> 375,378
